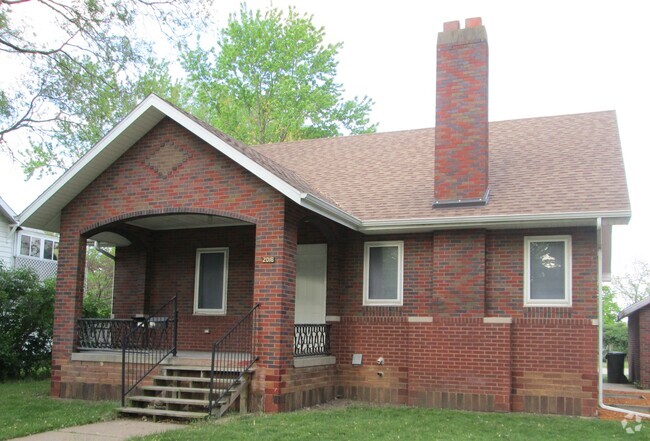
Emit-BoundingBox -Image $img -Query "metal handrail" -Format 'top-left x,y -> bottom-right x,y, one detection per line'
208,303 -> 260,415
121,295 -> 178,406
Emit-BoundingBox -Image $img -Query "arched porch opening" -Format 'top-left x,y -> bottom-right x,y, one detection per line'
77,211 -> 256,354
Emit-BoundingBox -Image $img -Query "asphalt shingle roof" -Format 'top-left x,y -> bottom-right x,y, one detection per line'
254,111 -> 630,222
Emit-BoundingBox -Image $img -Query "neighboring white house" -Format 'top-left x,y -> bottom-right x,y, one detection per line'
0,195 -> 58,280
0,196 -> 16,268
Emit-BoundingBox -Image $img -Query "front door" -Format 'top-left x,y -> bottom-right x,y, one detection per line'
295,244 -> 327,324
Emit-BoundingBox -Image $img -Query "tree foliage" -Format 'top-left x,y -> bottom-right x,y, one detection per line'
182,5 -> 376,145
0,0 -> 211,177
612,259 -> 650,308
83,246 -> 114,318
0,265 -> 54,381
602,285 -> 627,353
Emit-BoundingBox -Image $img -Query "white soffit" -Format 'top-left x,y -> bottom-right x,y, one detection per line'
126,214 -> 252,231
19,100 -> 167,231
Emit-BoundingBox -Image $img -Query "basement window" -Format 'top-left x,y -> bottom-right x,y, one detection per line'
524,236 -> 572,307
194,248 -> 229,315
363,241 -> 403,306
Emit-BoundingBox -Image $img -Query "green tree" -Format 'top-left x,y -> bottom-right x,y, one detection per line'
22,58 -> 184,178
603,285 -> 627,353
0,0 -> 211,177
0,265 -> 54,381
182,5 -> 376,145
83,247 -> 114,318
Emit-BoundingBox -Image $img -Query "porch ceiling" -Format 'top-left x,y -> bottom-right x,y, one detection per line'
125,214 -> 252,231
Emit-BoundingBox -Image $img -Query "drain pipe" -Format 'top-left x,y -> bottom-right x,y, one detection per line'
597,217 -> 650,418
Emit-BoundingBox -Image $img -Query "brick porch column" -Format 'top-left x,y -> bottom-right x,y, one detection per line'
50,228 -> 86,397
252,206 -> 297,413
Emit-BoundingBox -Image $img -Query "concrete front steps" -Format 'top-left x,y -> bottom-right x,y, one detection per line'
118,364 -> 253,421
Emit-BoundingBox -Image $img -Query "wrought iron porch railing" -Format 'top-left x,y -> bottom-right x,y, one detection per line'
121,296 -> 178,406
294,324 -> 331,357
77,318 -> 134,350
208,303 -> 259,416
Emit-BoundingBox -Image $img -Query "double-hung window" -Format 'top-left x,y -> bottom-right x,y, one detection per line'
194,248 -> 229,315
524,235 -> 572,307
363,241 -> 404,306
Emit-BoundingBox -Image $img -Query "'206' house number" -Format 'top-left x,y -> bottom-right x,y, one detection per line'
261,256 -> 275,263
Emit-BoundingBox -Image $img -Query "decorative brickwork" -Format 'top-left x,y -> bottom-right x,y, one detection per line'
144,141 -> 190,178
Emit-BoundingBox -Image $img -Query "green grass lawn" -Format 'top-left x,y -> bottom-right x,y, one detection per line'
0,380 -> 117,440
133,404 -> 635,441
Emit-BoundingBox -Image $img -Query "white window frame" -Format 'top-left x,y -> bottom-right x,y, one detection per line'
524,235 -> 572,307
193,247 -> 229,315
17,233 -> 59,261
363,241 -> 404,306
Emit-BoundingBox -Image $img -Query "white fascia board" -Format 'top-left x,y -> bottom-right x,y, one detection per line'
18,95 -> 166,226
300,193 -> 361,230
0,197 -> 16,222
358,210 -> 631,234
160,101 -> 304,204
18,95 -> 305,229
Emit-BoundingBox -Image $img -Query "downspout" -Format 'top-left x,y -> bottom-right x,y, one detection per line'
597,217 -> 650,418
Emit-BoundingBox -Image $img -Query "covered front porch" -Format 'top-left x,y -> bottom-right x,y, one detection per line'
61,208 -> 339,416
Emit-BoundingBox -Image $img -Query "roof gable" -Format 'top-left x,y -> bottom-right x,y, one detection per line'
18,95 -> 357,232
0,196 -> 16,223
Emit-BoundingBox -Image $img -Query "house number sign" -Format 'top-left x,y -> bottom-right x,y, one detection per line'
262,256 -> 275,263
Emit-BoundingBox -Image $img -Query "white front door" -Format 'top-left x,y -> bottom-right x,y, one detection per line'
295,243 -> 327,324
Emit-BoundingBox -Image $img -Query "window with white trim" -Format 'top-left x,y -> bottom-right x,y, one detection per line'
363,241 -> 403,306
524,235 -> 572,307
19,234 -> 59,261
194,248 -> 229,315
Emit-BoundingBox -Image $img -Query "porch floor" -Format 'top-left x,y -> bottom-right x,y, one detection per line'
72,350 -> 248,367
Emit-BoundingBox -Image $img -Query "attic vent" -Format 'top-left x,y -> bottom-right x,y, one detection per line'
145,141 -> 190,178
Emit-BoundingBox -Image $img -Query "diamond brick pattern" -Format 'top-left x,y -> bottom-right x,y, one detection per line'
145,141 -> 190,178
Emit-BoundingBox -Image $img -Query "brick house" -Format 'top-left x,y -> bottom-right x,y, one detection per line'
18,18 -> 630,418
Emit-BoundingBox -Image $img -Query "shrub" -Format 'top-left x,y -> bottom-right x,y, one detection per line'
0,265 -> 55,381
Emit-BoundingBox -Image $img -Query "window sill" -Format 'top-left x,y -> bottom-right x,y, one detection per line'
293,355 -> 336,368
193,311 -> 227,316
524,302 -> 572,308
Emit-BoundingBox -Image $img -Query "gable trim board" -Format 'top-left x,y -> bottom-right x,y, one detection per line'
17,95 -> 630,235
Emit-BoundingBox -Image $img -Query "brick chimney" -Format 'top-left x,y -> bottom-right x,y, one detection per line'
434,17 -> 489,207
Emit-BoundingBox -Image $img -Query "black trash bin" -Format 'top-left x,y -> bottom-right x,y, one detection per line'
605,352 -> 627,384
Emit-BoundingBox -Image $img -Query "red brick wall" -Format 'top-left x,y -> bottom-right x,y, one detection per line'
486,228 -> 598,319
53,117 -> 292,400
639,308 -> 650,388
433,230 -> 485,317
511,318 -> 597,416
329,227 -> 598,416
